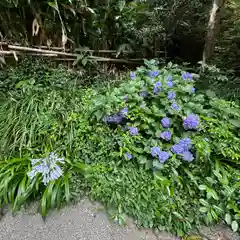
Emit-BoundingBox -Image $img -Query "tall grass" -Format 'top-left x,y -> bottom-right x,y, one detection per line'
0,60 -> 86,158
0,60 -> 97,214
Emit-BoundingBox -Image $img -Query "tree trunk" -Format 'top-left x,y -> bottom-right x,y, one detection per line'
201,0 -> 226,72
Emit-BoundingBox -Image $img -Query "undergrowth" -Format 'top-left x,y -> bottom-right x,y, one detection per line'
0,59 -> 239,237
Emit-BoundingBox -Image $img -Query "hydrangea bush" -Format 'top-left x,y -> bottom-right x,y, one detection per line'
92,60 -> 239,168
90,60 -> 240,234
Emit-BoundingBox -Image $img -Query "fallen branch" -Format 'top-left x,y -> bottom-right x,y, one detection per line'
8,45 -> 78,57
0,43 -> 151,64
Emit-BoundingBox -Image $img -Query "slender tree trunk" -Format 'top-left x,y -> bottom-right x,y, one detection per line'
201,0 -> 226,72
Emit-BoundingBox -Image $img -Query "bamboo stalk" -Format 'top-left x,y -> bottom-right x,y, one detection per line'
0,42 -> 164,54
8,45 -> 78,57
0,51 -> 58,57
54,58 -> 141,64
0,50 -> 17,55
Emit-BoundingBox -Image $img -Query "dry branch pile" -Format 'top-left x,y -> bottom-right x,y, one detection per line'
0,42 -> 144,65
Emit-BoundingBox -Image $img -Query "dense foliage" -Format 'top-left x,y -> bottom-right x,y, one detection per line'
0,60 -> 239,237
1,0 -> 240,100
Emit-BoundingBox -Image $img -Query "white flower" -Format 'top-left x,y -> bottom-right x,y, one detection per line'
27,152 -> 64,185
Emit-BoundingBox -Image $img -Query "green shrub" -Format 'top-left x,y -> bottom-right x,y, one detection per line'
88,60 -> 240,234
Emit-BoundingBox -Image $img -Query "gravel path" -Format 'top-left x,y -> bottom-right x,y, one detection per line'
0,199 -> 239,240
0,199 -> 172,240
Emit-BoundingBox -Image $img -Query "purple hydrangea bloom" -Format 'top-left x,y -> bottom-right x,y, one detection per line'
166,81 -> 173,88
119,107 -> 128,117
182,72 -> 193,80
167,75 -> 172,81
171,103 -> 181,111
148,70 -> 160,78
182,151 -> 194,162
104,114 -> 123,124
183,114 -> 199,130
168,91 -> 176,100
125,152 -> 132,160
171,144 -> 185,154
140,91 -> 148,97
124,95 -> 129,102
179,138 -> 192,151
160,131 -> 172,141
129,126 -> 139,136
161,117 -> 171,128
151,147 -> 161,157
158,151 -> 170,163
151,147 -> 169,163
130,72 -> 136,80
191,87 -> 196,93
153,81 -> 162,95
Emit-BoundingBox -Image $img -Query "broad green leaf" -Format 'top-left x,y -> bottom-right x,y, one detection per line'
210,209 -> 218,220
64,174 -> 70,203
229,119 -> 240,128
40,188 -> 48,217
198,185 -> 207,190
206,90 -> 216,98
199,207 -> 208,213
51,180 -> 60,208
199,199 -> 210,207
225,213 -> 232,225
118,0 -> 127,11
139,155 -> 147,164
48,1 -> 58,11
231,220 -> 239,232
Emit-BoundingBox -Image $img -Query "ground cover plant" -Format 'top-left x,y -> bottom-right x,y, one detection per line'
0,60 -> 239,237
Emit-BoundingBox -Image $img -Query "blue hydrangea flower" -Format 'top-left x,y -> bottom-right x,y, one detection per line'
179,138 -> 192,151
183,114 -> 199,130
130,72 -> 136,80
161,117 -> 171,128
124,95 -> 128,102
182,72 -> 193,80
182,151 -> 194,162
153,81 -> 162,94
125,152 -> 132,160
191,87 -> 196,93
151,147 -> 169,163
129,126 -> 139,136
140,91 -> 148,97
158,151 -> 169,163
167,75 -> 172,81
151,147 -> 161,157
148,70 -> 160,78
28,152 -> 64,185
168,91 -> 176,100
104,114 -> 123,124
160,131 -> 171,141
171,144 -> 185,154
171,103 -> 181,111
166,81 -> 173,88
119,107 -> 128,117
